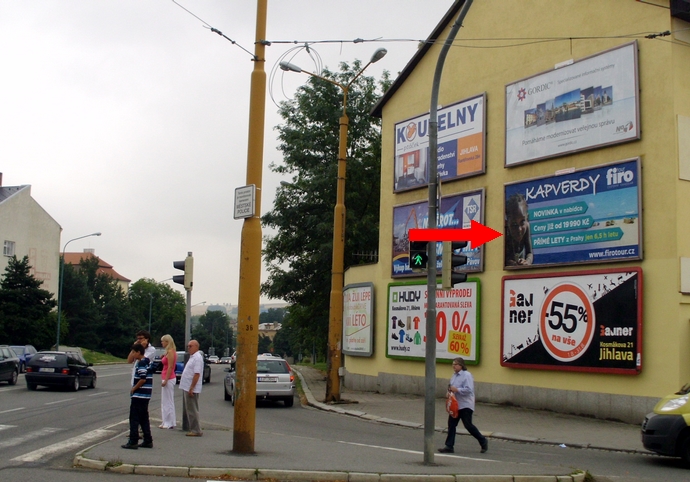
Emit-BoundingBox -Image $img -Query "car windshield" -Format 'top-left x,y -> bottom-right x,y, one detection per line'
10,346 -> 25,356
257,360 -> 288,374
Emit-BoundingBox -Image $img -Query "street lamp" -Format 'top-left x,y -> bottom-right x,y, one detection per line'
56,232 -> 102,349
280,48 -> 387,402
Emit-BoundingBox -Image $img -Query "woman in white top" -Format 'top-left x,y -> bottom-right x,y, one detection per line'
159,334 -> 177,429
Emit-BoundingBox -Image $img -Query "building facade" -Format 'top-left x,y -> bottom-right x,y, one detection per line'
343,0 -> 690,423
0,178 -> 61,297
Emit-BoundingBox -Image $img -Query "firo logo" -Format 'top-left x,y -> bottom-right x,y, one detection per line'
606,167 -> 634,186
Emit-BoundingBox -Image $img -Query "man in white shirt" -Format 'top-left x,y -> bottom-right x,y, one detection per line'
179,339 -> 203,436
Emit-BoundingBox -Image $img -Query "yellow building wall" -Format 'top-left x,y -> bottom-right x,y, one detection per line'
344,0 -> 690,419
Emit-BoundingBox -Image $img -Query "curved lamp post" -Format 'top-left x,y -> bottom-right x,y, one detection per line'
56,232 -> 102,349
279,48 -> 387,402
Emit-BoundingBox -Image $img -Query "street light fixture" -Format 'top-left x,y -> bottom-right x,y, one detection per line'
280,48 -> 387,402
56,232 -> 102,350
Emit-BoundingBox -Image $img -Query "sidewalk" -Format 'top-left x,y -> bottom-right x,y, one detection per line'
75,365 -> 646,481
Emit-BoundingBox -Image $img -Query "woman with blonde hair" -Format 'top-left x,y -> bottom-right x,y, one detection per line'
159,334 -> 177,429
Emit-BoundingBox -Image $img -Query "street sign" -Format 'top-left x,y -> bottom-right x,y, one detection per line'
234,185 -> 256,219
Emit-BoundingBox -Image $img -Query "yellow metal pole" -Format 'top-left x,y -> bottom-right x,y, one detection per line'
325,92 -> 349,403
233,0 -> 267,454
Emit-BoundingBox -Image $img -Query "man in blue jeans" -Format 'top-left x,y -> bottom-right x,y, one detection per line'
439,357 -> 488,454
122,343 -> 153,449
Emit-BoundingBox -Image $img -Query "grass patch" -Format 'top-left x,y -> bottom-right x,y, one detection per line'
82,348 -> 127,365
296,361 -> 327,373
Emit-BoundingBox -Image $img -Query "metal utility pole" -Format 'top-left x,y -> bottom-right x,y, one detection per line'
424,0 -> 474,465
233,0 -> 267,454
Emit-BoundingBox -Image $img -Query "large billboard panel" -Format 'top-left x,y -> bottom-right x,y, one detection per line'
505,42 -> 639,166
387,280 -> 480,364
394,93 -> 486,192
392,189 -> 485,278
504,158 -> 642,268
342,283 -> 374,356
501,268 -> 643,374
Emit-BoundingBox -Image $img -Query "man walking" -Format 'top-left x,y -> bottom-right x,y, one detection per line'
122,343 -> 153,449
439,357 -> 488,454
179,339 -> 203,436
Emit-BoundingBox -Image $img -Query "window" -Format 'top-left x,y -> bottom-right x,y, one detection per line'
3,240 -> 15,257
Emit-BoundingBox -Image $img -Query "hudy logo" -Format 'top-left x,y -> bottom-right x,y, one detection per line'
392,290 -> 422,304
606,166 -> 634,186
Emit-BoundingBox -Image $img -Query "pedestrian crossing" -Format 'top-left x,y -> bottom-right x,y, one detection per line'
0,423 -> 117,463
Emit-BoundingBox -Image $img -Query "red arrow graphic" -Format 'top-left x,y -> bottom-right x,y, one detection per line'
408,220 -> 502,249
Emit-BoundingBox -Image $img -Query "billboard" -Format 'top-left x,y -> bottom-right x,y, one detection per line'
342,283 -> 374,357
501,268 -> 643,374
387,280 -> 480,364
505,42 -> 639,166
392,189 -> 485,278
394,93 -> 486,192
504,158 -> 642,268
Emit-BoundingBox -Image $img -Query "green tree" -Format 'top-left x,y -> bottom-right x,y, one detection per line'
0,256 -> 57,348
262,61 -> 389,355
128,279 -> 186,351
192,310 -> 232,356
259,307 -> 286,324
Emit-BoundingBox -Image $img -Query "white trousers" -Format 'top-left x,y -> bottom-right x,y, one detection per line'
160,378 -> 176,428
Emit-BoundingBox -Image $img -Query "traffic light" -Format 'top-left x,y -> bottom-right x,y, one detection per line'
173,252 -> 194,290
409,241 -> 429,270
442,241 -> 468,289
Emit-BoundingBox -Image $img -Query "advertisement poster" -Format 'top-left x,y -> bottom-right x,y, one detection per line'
394,93 -> 485,192
505,42 -> 639,166
387,280 -> 480,364
342,283 -> 374,357
392,189 -> 485,278
504,158 -> 641,268
501,268 -> 642,374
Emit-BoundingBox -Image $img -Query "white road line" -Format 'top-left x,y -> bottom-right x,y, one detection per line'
337,440 -> 500,463
0,424 -> 18,431
44,398 -> 75,405
0,407 -> 25,415
87,391 -> 108,396
11,428 -> 115,462
0,427 -> 62,450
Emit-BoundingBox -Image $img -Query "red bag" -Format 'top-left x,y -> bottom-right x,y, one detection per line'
446,391 -> 459,418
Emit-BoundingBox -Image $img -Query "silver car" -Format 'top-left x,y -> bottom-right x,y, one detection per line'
224,354 -> 295,407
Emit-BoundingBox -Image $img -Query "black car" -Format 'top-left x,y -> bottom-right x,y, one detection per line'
0,345 -> 20,385
152,347 -> 166,373
25,351 -> 97,391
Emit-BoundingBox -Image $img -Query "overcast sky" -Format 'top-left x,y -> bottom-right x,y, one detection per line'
0,1 -> 454,306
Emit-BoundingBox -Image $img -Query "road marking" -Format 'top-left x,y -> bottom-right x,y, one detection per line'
0,424 -> 18,430
0,407 -> 25,415
88,391 -> 109,396
0,427 -> 62,450
11,428 -> 115,462
44,398 -> 75,405
338,441 -> 499,463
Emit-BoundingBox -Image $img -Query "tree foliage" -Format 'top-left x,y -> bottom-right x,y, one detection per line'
0,256 -> 57,348
262,61 -> 389,356
192,310 -> 233,357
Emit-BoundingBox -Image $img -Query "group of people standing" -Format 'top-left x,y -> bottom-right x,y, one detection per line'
121,330 -> 204,450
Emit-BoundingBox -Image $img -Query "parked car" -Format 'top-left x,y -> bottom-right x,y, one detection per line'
219,357 -> 232,364
642,382 -> 690,464
25,351 -> 96,391
224,354 -> 295,407
208,355 -> 220,364
0,345 -> 20,385
151,347 -> 166,373
174,351 -> 211,384
10,344 -> 38,373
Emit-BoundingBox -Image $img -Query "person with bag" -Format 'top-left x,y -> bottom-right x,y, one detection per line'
439,357 -> 488,454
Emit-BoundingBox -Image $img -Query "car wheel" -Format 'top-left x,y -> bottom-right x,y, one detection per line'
681,434 -> 690,466
19,362 -> 25,374
27,382 -> 37,390
230,385 -> 236,406
204,373 -> 211,384
72,376 -> 80,392
89,375 -> 97,389
284,396 -> 294,408
9,369 -> 18,385
224,384 -> 231,401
